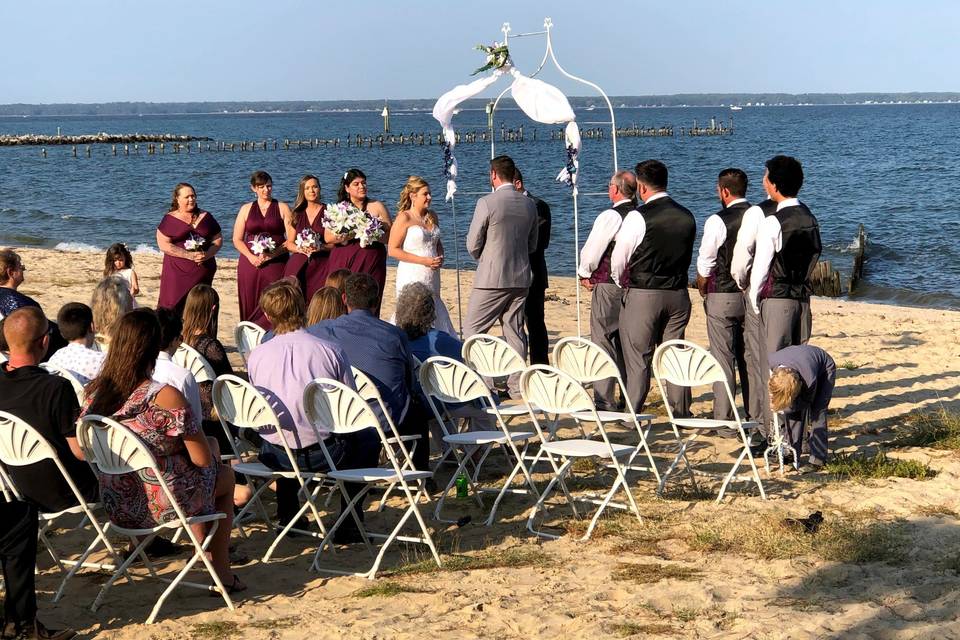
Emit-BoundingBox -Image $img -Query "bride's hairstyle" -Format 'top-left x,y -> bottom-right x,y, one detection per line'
338,168 -> 369,208
291,174 -> 321,227
397,175 -> 437,228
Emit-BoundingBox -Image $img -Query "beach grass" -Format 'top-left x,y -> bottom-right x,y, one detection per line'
893,407 -> 960,451
914,503 -> 958,518
611,562 -> 701,584
839,361 -> 863,370
351,581 -> 435,598
391,545 -> 551,576
606,621 -> 674,636
822,450 -> 933,481
247,617 -> 300,630
190,621 -> 239,639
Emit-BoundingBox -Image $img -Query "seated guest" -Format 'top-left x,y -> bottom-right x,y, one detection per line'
47,302 -> 106,384
768,344 -> 836,469
0,306 -> 99,640
90,275 -> 134,352
306,286 -> 346,325
153,308 -> 203,424
248,281 -> 378,540
0,249 -> 41,317
180,285 -> 234,436
308,273 -> 428,470
81,309 -> 243,592
324,268 -> 352,293
395,282 -> 462,362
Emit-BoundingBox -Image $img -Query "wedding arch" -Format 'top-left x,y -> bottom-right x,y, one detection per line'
432,17 -> 619,336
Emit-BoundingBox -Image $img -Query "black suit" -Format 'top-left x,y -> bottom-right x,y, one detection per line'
524,193 -> 551,364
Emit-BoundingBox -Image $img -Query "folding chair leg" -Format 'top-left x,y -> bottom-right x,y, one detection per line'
312,483 -> 375,573
583,463 -> 641,541
657,433 -> 699,496
433,446 -> 484,524
52,520 -> 122,603
92,533 -> 157,613
484,442 -> 538,527
526,457 -> 575,540
263,483 -> 328,562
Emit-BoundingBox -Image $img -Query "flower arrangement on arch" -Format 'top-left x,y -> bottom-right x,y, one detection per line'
471,42 -> 510,76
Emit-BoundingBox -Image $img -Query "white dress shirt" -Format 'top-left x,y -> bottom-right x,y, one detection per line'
696,198 -> 747,278
152,350 -> 203,423
610,192 -> 669,288
577,198 -> 633,279
748,198 -> 800,313
729,204 -> 766,289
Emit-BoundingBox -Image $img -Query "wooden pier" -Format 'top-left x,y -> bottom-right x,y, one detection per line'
0,132 -> 210,147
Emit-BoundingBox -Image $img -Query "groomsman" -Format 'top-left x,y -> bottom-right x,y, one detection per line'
611,160 -> 696,416
514,169 -> 552,365
465,155 -> 538,397
696,168 -> 752,420
748,155 -> 822,447
577,170 -> 637,411
730,192 -> 778,426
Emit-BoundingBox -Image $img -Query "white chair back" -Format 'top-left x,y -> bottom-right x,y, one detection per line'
40,362 -> 87,403
418,356 -> 491,405
518,365 -> 594,415
461,334 -> 524,378
76,414 -> 159,477
303,378 -> 381,437
552,336 -> 621,385
351,367 -> 379,403
211,374 -> 280,440
0,411 -> 59,502
653,339 -> 738,421
173,343 -> 216,383
234,321 -> 265,363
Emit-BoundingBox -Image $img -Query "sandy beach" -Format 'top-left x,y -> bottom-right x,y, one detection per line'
13,246 -> 960,639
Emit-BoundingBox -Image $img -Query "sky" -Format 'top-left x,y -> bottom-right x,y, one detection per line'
3,0 -> 959,103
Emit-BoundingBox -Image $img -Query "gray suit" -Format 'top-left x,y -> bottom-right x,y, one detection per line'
464,184 -> 538,396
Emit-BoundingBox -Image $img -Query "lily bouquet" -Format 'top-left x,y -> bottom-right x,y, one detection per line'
322,202 -> 384,247
184,233 -> 205,252
249,233 -> 276,256
295,228 -> 320,251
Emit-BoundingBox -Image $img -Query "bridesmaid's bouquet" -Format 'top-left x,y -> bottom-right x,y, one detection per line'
249,233 -> 276,256
322,202 -> 384,247
356,216 -> 384,248
184,232 -> 205,252
295,228 -> 320,251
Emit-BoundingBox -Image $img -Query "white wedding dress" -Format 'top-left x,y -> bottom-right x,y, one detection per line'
395,224 -> 457,336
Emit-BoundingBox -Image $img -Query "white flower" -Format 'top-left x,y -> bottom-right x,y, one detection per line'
295,228 -> 318,250
249,233 -> 276,256
184,233 -> 205,251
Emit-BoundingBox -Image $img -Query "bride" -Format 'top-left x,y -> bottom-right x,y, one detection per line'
388,176 -> 457,336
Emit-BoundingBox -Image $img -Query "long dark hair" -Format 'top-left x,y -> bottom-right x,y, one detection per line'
103,243 -> 133,277
85,308 -> 162,416
337,168 -> 368,209
291,174 -> 322,227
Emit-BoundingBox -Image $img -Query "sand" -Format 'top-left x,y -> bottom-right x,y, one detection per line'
12,247 -> 960,639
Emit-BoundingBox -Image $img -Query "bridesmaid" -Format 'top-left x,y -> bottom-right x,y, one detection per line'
324,168 -> 391,316
232,170 -> 290,328
156,183 -> 223,314
282,174 -> 333,302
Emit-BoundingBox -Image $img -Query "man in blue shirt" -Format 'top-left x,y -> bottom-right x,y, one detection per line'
308,273 -> 429,469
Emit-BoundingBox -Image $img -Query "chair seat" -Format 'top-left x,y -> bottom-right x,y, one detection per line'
41,502 -> 101,520
386,435 -> 421,443
486,403 -> 528,417
571,410 -> 655,424
542,439 -> 634,459
673,418 -> 758,431
328,468 -> 433,483
112,511 -> 227,536
233,461 -> 287,477
443,430 -> 534,446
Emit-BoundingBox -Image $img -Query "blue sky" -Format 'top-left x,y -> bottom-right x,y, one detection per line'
4,0 -> 958,103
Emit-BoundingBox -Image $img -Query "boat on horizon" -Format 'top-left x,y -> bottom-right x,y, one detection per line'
730,105 -> 743,111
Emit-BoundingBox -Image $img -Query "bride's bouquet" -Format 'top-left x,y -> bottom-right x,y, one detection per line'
322,202 -> 384,248
295,228 -> 320,252
184,232 -> 205,252
248,233 -> 276,256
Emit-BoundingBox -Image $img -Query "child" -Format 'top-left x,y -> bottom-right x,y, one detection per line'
47,302 -> 106,384
768,345 -> 836,469
104,243 -> 139,298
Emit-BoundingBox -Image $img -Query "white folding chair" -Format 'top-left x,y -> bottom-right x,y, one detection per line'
39,363 -> 87,404
552,336 -> 661,485
351,367 -> 420,510
461,334 -> 529,421
234,321 -> 265,365
305,378 -> 440,579
0,411 -> 120,603
652,340 -> 766,503
765,410 -> 802,474
212,375 -> 328,560
520,366 -> 643,541
420,357 -> 538,526
173,343 -> 217,384
76,415 -> 234,624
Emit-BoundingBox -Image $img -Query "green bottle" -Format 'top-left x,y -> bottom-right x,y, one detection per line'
455,471 -> 469,498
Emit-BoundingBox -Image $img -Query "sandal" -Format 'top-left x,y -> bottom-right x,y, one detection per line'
211,574 -> 247,597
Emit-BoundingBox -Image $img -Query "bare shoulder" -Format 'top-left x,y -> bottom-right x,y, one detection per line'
237,202 -> 253,217
154,384 -> 188,410
368,199 -> 390,218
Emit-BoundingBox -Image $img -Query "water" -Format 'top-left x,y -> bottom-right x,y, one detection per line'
1,103 -> 958,309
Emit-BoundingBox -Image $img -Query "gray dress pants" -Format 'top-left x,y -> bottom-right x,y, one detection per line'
589,283 -> 626,410
463,287 -> 529,397
619,288 -> 692,417
742,291 -> 766,424
704,292 -> 749,420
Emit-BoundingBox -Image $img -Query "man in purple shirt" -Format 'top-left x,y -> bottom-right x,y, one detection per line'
249,281 -> 379,540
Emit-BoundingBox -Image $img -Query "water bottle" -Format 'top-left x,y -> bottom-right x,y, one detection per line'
455,471 -> 469,498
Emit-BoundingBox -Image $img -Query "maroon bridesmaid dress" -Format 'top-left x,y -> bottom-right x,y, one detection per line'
237,199 -> 289,328
324,201 -> 387,316
282,204 -> 331,303
157,211 -> 221,314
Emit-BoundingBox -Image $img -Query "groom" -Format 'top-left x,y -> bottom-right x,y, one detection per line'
465,155 -> 538,397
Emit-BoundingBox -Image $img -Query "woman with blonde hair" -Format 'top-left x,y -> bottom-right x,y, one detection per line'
91,275 -> 135,351
306,286 -> 346,326
387,176 -> 455,335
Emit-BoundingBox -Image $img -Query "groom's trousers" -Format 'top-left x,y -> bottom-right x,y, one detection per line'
463,287 -> 529,398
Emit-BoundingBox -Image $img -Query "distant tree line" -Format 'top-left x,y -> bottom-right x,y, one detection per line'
1,93 -> 958,116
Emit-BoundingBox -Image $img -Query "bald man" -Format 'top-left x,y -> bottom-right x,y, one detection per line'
0,306 -> 86,639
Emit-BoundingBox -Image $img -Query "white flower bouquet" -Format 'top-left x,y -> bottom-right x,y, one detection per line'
249,233 -> 276,256
184,232 -> 205,252
356,215 -> 384,248
295,228 -> 320,251
322,202 -> 384,247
